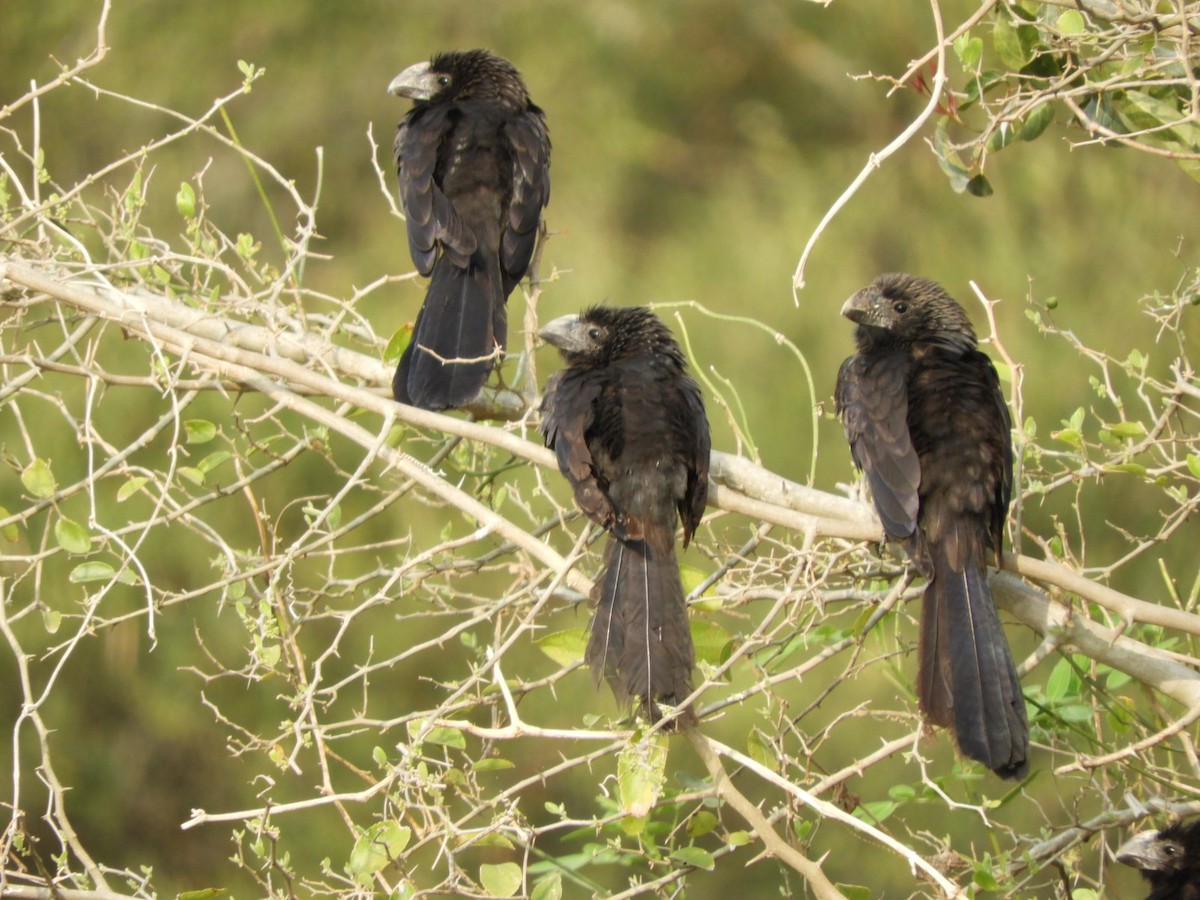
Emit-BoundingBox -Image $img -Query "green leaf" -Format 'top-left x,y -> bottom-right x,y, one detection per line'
836,887 -> 873,900
690,618 -> 732,666
178,466 -> 205,487
953,33 -> 983,68
854,800 -> 897,824
1045,657 -> 1075,701
1020,103 -> 1054,141
1105,462 -> 1147,475
176,182 -> 197,218
42,608 -> 62,634
679,563 -> 709,597
932,119 -> 971,193
687,810 -> 718,837
0,506 -> 18,543
617,732 -> 668,819
1108,420 -> 1145,439
185,419 -> 217,444
69,562 -> 115,583
117,476 -> 149,502
670,846 -> 715,871
21,458 -> 56,498
725,830 -> 751,847
198,451 -> 232,475
1056,10 -> 1086,35
1186,454 -> 1200,479
424,726 -> 467,749
178,890 -> 226,900
747,728 -> 778,772
966,173 -> 994,197
384,326 -> 412,363
347,822 -> 411,883
992,15 -> 1028,70
55,517 -> 92,554
479,862 -> 522,898
1051,428 -> 1082,449
472,757 -> 515,772
536,629 -> 588,666
530,874 -> 563,900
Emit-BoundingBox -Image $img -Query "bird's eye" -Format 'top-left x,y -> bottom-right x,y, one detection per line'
1164,844 -> 1177,855
893,301 -> 909,314
436,75 -> 451,87
587,327 -> 602,341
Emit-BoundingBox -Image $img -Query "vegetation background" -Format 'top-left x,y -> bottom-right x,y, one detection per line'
1,0 -> 1198,897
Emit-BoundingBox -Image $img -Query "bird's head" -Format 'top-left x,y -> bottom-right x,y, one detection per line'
388,49 -> 530,109
539,306 -> 685,369
1117,819 -> 1200,889
841,272 -> 977,354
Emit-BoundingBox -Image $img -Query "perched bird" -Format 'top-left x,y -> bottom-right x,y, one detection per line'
539,306 -> 710,719
389,49 -> 550,410
1117,820 -> 1200,899
835,273 -> 1028,778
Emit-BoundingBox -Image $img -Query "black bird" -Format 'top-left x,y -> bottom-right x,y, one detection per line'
539,306 -> 710,718
1117,820 -> 1200,899
389,50 -> 550,410
835,273 -> 1028,778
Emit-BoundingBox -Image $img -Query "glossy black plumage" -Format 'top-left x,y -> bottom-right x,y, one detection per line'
1117,819 -> 1200,899
390,49 -> 550,410
836,273 -> 1028,777
539,306 -> 710,718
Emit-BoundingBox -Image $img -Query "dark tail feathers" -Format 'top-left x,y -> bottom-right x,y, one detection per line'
918,543 -> 1029,778
393,255 -> 506,411
587,535 -> 695,720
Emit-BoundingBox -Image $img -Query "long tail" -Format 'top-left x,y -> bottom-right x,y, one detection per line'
918,542 -> 1028,778
393,254 -> 506,411
587,535 -> 695,719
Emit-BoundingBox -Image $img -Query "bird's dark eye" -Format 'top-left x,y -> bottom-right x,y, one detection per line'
436,75 -> 451,87
893,301 -> 909,314
587,327 -> 602,341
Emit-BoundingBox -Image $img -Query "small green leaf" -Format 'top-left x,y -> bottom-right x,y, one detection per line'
691,619 -> 732,666
531,874 -> 563,900
55,517 -> 91,554
384,326 -> 413,363
1105,462 -> 1147,475
966,173 -> 994,197
42,608 -> 62,634
178,467 -> 205,487
69,562 -> 115,583
472,757 -> 515,772
176,182 -> 197,218
617,732 -> 668,819
1056,10 -> 1086,35
536,629 -> 588,666
21,458 -> 56,498
178,890 -> 226,900
1051,428 -> 1082,448
953,33 -> 983,68
197,450 -> 232,475
854,800 -> 898,824
1045,657 -> 1075,701
747,728 -> 778,772
992,15 -> 1029,70
1186,454 -> 1200,479
424,726 -> 466,749
679,563 -> 709,597
1020,103 -> 1054,141
185,419 -> 217,444
347,822 -> 411,882
1108,421 -> 1145,439
726,830 -> 751,847
686,810 -> 718,837
479,862 -> 522,898
117,477 -> 149,502
670,846 -> 715,871
0,506 -> 18,543
236,232 -> 259,259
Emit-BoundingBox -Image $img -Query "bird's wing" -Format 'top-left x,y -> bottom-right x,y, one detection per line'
395,107 -> 478,275
675,375 -> 711,546
541,370 -> 616,530
836,351 -> 920,541
500,109 -> 551,284
980,350 -> 1014,558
